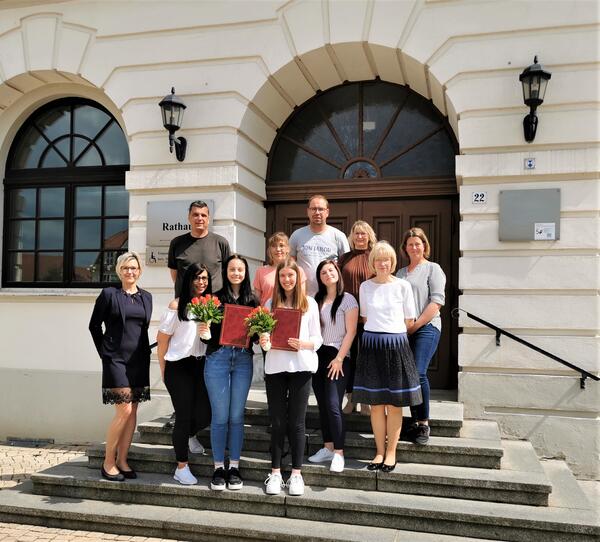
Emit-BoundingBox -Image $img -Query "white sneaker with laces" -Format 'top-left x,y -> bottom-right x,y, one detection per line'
264,472 -> 284,495
286,473 -> 305,496
173,465 -> 197,485
330,453 -> 345,473
188,436 -> 205,454
308,447 -> 334,463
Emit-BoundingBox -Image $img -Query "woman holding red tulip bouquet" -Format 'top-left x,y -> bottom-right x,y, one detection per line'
260,257 -> 323,497
199,254 -> 258,492
156,263 -> 213,485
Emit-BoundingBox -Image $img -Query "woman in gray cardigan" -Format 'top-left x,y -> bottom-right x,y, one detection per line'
397,228 -> 446,445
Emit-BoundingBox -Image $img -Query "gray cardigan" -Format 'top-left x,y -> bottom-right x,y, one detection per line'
396,261 -> 446,331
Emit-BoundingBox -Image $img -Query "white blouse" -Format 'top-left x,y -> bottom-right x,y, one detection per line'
359,278 -> 416,334
264,297 -> 323,374
158,308 -> 207,361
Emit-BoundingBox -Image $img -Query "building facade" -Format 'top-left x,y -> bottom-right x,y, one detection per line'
0,0 -> 597,479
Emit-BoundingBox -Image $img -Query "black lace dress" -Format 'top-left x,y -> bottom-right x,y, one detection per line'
102,290 -> 151,404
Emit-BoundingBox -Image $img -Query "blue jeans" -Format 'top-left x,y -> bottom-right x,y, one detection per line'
204,346 -> 253,463
409,324 -> 441,421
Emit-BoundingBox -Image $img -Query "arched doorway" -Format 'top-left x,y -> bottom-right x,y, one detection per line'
266,80 -> 458,389
3,98 -> 130,287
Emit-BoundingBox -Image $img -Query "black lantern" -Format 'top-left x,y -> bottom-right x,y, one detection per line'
159,87 -> 187,161
519,56 -> 551,142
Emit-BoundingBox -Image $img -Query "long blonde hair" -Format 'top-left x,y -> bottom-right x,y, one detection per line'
271,258 -> 309,313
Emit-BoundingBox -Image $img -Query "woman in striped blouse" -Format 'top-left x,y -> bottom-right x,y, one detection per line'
308,259 -> 358,473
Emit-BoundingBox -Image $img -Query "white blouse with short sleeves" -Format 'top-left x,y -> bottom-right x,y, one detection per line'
158,308 -> 207,360
359,278 -> 416,334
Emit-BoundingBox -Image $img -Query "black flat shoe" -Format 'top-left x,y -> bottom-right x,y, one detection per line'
101,466 -> 125,482
118,467 -> 137,479
366,461 -> 384,471
381,462 -> 396,473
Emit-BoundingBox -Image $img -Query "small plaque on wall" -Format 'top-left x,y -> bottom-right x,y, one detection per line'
499,189 -> 560,241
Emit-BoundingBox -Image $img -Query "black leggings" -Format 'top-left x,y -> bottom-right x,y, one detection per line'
164,356 -> 211,463
312,345 -> 348,450
265,371 -> 312,470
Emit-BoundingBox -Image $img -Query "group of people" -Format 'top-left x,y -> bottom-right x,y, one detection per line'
89,195 -> 446,497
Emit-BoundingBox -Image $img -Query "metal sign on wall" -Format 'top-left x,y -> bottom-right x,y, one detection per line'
146,200 -> 214,265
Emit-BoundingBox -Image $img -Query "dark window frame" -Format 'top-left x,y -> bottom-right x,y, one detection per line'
266,79 -> 458,185
3,98 -> 130,288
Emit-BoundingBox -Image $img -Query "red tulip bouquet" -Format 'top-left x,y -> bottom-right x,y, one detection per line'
244,306 -> 277,351
187,294 -> 223,340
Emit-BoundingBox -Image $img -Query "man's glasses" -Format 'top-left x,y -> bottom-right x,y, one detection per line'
309,207 -> 327,213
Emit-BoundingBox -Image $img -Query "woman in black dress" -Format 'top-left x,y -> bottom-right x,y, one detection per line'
89,251 -> 152,481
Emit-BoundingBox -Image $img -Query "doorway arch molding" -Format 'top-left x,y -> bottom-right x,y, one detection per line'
238,42 -> 459,189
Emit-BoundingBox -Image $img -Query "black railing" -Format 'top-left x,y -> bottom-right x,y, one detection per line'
452,308 -> 599,389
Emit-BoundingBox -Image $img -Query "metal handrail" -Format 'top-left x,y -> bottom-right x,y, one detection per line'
452,308 -> 599,389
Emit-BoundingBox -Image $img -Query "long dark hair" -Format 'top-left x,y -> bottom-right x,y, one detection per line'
178,263 -> 212,321
314,259 -> 345,324
217,254 -> 257,307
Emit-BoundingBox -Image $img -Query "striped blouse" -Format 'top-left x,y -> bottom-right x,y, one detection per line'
319,292 -> 358,350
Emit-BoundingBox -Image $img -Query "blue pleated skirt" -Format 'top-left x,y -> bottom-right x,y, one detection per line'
353,331 -> 422,407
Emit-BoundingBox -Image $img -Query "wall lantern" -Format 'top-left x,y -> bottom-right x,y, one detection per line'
158,87 -> 187,161
519,56 -> 552,143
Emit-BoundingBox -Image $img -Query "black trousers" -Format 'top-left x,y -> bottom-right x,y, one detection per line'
164,355 -> 211,463
265,371 -> 312,470
312,345 -> 348,450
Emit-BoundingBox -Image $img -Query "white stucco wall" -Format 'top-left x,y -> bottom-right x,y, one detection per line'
0,0 -> 597,477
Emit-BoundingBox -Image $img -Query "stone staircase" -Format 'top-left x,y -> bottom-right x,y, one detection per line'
0,395 -> 597,541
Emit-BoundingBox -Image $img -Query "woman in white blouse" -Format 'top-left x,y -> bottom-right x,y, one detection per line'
156,263 -> 212,486
259,258 -> 323,496
353,242 -> 422,473
308,259 -> 358,474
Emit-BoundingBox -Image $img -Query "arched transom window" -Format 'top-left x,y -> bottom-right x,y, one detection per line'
3,98 -> 130,287
268,80 -> 455,183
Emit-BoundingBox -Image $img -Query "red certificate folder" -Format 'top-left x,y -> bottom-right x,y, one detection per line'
219,304 -> 252,348
270,308 -> 302,351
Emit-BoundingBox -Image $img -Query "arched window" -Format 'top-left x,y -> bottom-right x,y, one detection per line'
3,98 -> 130,287
268,80 -> 455,183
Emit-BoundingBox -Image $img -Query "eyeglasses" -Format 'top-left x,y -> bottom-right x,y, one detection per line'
309,207 -> 328,213
122,266 -> 140,273
194,275 -> 209,282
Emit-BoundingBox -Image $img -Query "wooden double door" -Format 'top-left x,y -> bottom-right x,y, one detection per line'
266,197 -> 458,389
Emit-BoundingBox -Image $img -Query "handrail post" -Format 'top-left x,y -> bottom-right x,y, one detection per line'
495,330 -> 501,347
580,375 -> 587,389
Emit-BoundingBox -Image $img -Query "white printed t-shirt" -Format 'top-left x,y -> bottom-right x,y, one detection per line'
289,225 -> 350,296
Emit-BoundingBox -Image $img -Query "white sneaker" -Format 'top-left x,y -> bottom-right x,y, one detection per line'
264,472 -> 284,495
286,473 -> 305,496
188,436 -> 205,454
173,465 -> 197,485
308,447 -> 334,463
330,453 -> 345,473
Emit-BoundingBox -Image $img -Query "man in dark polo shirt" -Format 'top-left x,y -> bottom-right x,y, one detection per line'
168,200 -> 231,296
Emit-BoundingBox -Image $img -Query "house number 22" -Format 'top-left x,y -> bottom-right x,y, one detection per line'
472,191 -> 487,204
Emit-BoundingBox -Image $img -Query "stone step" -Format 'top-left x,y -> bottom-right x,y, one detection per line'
137,418 -> 503,469
86,439 -> 551,505
244,401 -> 463,437
0,480 -> 498,542
27,460 -> 599,541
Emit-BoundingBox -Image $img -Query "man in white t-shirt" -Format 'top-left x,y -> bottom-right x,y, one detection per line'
289,195 -> 350,296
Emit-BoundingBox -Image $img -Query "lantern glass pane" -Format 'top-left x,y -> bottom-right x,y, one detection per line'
176,106 -> 184,127
538,78 -> 549,101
